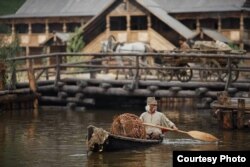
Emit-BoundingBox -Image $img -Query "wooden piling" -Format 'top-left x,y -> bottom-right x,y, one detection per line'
221,110 -> 233,129
237,99 -> 245,129
27,59 -> 38,109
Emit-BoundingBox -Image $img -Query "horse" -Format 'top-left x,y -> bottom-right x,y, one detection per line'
100,35 -> 155,79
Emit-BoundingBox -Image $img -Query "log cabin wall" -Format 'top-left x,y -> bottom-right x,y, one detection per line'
106,0 -> 149,42
173,11 -> 250,50
83,0 -> 176,53
0,16 -> 90,59
1,0 -> 250,56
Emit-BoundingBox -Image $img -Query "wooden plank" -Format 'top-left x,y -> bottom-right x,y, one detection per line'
149,28 -> 175,51
83,31 -> 107,53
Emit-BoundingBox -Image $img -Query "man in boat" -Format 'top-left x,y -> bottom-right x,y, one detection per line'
140,97 -> 178,139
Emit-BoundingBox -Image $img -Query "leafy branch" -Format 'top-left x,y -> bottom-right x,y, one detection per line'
0,33 -> 21,89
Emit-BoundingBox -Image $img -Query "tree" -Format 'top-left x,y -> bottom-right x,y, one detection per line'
66,27 -> 85,71
66,27 -> 85,53
0,34 -> 21,89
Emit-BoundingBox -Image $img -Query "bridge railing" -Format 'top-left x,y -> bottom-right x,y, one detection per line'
6,52 -> 250,91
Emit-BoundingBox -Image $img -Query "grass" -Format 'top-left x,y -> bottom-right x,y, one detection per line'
0,0 -> 26,16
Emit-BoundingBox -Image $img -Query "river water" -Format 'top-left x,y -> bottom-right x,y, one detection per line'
0,100 -> 250,167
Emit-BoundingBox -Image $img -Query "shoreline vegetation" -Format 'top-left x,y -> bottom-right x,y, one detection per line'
0,0 -> 26,16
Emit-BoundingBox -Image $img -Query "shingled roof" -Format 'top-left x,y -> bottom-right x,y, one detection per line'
1,0 -> 249,19
154,0 -> 247,13
1,0 -> 114,18
191,28 -> 232,43
136,0 -> 194,39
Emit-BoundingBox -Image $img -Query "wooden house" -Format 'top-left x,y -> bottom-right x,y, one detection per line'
158,0 -> 250,50
81,0 -> 194,53
0,0 -> 249,60
0,0 -> 113,60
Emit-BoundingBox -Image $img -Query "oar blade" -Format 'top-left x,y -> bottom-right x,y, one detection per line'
187,131 -> 219,142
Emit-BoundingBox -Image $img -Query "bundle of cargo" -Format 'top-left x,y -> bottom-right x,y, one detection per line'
192,40 -> 232,51
110,113 -> 146,139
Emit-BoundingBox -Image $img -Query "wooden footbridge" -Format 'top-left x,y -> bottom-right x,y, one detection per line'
1,51 -> 250,110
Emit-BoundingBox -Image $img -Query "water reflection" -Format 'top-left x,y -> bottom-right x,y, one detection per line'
0,101 -> 250,167
87,148 -> 170,167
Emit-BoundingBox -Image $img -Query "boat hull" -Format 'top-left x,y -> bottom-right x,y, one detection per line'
87,125 -> 162,152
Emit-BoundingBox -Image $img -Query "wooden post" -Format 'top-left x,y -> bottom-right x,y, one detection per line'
126,14 -> 130,41
196,18 -> 200,32
54,55 -> 61,86
11,21 -> 15,35
28,22 -> 32,35
10,61 -> 17,90
134,55 -> 140,89
45,46 -> 50,80
147,14 -> 151,42
237,99 -> 245,129
225,58 -> 232,90
45,19 -> 49,36
27,58 -> 38,109
217,16 -> 221,32
63,21 -> 67,33
220,110 -> 233,129
240,12 -> 244,50
27,60 -> 36,92
81,18 -> 85,27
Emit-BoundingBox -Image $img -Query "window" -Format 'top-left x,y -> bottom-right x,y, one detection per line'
32,24 -> 45,33
131,16 -> 147,30
110,16 -> 126,30
222,18 -> 240,29
200,19 -> 218,29
49,23 -> 63,33
67,23 -> 81,32
15,24 -> 28,33
181,19 -> 196,30
244,18 -> 250,29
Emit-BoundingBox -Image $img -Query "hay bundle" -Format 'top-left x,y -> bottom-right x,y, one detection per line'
110,113 -> 146,139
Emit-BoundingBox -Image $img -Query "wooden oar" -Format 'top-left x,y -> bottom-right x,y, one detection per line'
143,123 -> 219,142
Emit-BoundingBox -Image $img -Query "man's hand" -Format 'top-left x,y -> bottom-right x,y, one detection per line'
172,125 -> 178,130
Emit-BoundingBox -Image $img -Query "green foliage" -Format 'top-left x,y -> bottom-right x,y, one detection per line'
0,0 -> 25,33
0,0 -> 26,16
66,27 -> 85,70
228,43 -> 240,50
66,27 -> 85,53
0,34 -> 20,61
0,34 -> 22,88
0,24 -> 11,34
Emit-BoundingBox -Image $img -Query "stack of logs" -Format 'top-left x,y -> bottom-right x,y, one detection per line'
37,80 -> 95,111
3,77 -> 250,111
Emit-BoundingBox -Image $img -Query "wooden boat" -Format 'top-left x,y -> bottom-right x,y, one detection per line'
87,125 -> 162,152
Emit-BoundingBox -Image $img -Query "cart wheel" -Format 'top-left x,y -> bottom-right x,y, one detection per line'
176,64 -> 193,82
199,59 -> 221,81
220,63 -> 239,82
156,68 -> 173,81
